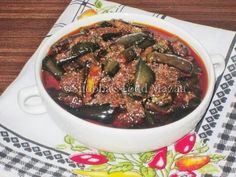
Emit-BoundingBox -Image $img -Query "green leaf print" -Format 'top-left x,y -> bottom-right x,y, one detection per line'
194,143 -> 209,153
140,166 -> 156,177
99,150 -> 116,161
210,154 -> 225,162
139,152 -> 155,163
197,163 -> 220,174
198,145 -> 209,153
71,145 -> 88,152
95,0 -> 103,9
64,135 -> 75,145
108,162 -> 133,173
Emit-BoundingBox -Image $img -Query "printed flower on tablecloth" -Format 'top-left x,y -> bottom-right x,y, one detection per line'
56,133 -> 225,177
77,0 -> 117,20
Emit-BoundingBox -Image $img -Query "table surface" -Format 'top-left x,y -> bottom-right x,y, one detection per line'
0,0 -> 236,94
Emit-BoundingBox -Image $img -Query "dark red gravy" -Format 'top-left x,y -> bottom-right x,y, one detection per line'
43,20 -> 208,129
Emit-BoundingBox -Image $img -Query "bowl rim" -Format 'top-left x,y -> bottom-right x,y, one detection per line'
35,13 -> 215,133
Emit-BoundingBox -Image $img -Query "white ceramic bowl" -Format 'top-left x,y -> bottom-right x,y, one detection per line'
18,13 -> 225,153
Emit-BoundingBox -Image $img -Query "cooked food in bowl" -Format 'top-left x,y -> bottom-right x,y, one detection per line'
41,19 -> 207,129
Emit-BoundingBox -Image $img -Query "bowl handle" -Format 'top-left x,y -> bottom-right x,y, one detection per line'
210,54 -> 225,79
17,86 -> 47,114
